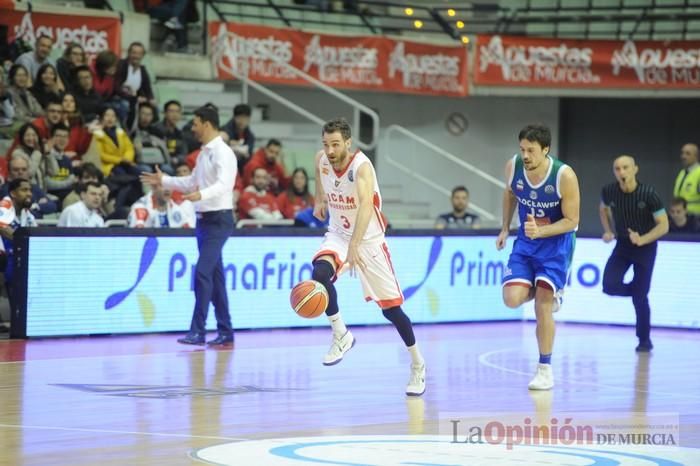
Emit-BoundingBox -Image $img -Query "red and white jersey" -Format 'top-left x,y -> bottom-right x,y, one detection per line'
128,193 -> 196,228
319,150 -> 386,241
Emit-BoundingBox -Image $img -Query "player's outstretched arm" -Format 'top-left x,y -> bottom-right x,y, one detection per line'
536,166 -> 580,238
496,158 -> 517,250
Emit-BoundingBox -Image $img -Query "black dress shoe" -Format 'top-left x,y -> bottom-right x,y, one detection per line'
177,333 -> 205,345
635,339 -> 653,352
207,334 -> 234,346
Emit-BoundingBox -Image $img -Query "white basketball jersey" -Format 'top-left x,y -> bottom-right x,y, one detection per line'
319,150 -> 386,240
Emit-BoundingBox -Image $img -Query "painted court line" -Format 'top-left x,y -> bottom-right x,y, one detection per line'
0,423 -> 250,441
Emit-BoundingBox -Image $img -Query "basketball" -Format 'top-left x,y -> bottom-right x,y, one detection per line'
290,280 -> 329,318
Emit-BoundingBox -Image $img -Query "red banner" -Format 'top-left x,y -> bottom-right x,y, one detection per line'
475,35 -> 700,89
0,6 -> 121,56
210,22 -> 468,97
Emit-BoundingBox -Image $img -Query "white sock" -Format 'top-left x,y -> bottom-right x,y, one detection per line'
408,343 -> 424,366
328,313 -> 347,337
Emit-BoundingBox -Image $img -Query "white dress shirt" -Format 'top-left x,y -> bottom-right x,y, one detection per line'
124,64 -> 142,95
58,201 -> 105,227
161,135 -> 237,212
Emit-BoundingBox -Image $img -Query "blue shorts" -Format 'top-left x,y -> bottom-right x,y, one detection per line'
502,234 -> 575,292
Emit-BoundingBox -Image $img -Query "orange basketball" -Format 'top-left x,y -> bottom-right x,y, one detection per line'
290,280 -> 329,319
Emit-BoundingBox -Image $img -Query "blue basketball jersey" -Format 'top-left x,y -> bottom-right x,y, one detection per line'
509,154 -> 571,242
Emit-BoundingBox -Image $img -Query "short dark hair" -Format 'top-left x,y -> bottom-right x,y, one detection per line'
78,162 -> 103,182
8,64 -> 29,83
233,104 -> 251,117
671,197 -> 688,209
97,105 -> 116,120
322,118 -> 351,140
266,138 -> 282,148
163,100 -> 181,112
51,122 -> 70,136
37,34 -> 53,44
452,185 -> 469,197
194,106 -> 219,130
518,124 -> 551,150
74,65 -> 91,76
9,178 -> 30,193
78,181 -> 102,194
128,41 -> 146,54
139,101 -> 156,114
44,93 -> 64,108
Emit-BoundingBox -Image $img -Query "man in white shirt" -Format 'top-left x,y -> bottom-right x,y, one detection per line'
58,182 -> 106,227
141,106 -> 236,347
128,185 -> 196,228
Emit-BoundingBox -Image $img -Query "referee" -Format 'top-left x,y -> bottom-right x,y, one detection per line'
141,106 -> 237,347
599,155 -> 669,352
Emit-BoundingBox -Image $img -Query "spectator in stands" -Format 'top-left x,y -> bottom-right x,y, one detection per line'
222,104 -> 255,171
63,162 -> 115,218
277,167 -> 313,219
0,178 -> 37,314
90,106 -> 141,217
58,181 -> 105,227
435,185 -> 480,229
6,64 -> 44,124
1,155 -> 58,218
131,102 -> 173,174
56,43 -> 86,93
115,42 -> 157,124
11,122 -> 57,192
5,95 -> 65,154
673,143 -> 700,216
668,197 -> 699,234
91,106 -> 136,177
238,167 -> 283,221
146,0 -> 198,53
45,123 -> 77,201
175,162 -> 191,177
243,138 -> 288,193
0,67 -> 20,139
128,184 -> 195,228
154,100 -> 187,166
91,50 -> 130,124
14,34 -> 59,84
29,63 -> 63,110
74,65 -> 103,123
61,92 -> 91,159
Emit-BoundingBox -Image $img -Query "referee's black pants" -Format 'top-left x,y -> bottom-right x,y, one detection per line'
602,240 -> 657,342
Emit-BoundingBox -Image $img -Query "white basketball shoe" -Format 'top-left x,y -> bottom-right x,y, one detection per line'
323,330 -> 355,366
528,363 -> 554,390
406,363 -> 426,396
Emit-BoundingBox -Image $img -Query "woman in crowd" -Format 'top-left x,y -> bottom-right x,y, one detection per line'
30,64 -> 64,109
11,122 -> 57,192
56,43 -> 87,92
6,64 -> 44,124
277,167 -> 314,219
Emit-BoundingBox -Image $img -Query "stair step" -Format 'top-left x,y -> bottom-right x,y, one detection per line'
382,200 -> 431,219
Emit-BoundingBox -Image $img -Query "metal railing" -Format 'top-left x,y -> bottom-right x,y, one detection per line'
381,124 -> 505,222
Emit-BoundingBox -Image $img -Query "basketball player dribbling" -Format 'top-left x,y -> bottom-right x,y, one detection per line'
310,117 -> 426,396
496,124 -> 580,390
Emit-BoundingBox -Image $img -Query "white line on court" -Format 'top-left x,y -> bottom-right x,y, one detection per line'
0,423 -> 250,441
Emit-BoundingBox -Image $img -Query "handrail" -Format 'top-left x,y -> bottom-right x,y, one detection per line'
381,124 -> 505,221
236,219 -> 295,228
210,23 -> 380,151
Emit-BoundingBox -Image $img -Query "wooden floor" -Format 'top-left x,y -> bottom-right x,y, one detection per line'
1,321 -> 699,465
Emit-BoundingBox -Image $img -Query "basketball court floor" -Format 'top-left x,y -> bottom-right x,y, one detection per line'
1,321 -> 699,465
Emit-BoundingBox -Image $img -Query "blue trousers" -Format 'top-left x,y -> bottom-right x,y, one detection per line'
189,210 -> 233,335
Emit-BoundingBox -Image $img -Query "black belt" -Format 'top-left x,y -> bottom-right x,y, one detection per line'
196,209 -> 232,219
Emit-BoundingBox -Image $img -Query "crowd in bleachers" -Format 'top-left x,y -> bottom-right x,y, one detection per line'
0,35 -> 322,231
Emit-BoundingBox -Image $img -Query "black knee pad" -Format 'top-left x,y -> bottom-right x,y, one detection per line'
312,260 -> 335,285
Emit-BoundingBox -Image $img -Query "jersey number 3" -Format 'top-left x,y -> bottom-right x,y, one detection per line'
340,215 -> 351,229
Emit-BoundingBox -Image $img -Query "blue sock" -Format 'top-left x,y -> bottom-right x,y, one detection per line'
539,353 -> 552,365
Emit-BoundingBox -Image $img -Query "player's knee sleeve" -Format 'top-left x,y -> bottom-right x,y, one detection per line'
312,260 -> 339,316
382,306 -> 416,347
